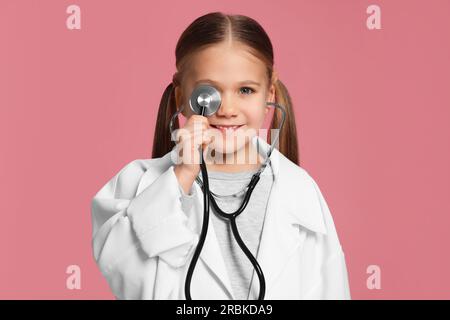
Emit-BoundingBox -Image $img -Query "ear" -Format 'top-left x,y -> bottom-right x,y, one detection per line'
175,85 -> 187,115
269,70 -> 278,103
265,71 -> 278,115
174,85 -> 191,117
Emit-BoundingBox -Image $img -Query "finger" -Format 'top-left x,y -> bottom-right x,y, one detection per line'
178,132 -> 206,153
189,115 -> 210,129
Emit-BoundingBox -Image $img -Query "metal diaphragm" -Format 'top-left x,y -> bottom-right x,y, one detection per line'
189,85 -> 221,116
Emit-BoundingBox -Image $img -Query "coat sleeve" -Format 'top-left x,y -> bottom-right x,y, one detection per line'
304,247 -> 351,300
304,173 -> 352,300
91,160 -> 199,285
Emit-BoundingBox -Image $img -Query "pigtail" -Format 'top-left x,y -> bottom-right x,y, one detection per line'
151,82 -> 179,159
269,79 -> 299,165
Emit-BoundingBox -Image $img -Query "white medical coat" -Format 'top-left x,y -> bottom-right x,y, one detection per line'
91,136 -> 351,300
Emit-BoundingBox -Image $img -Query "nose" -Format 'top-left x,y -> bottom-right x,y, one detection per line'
216,94 -> 238,118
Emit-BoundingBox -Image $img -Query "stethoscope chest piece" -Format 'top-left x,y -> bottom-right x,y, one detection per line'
189,85 -> 221,116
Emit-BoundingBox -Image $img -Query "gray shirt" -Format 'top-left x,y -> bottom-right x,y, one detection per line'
178,163 -> 275,300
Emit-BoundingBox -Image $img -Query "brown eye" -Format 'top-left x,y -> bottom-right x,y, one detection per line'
239,87 -> 255,95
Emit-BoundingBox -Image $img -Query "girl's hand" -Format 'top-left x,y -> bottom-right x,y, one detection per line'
173,115 -> 213,193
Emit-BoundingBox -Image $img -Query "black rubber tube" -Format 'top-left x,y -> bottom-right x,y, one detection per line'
184,151 -> 266,300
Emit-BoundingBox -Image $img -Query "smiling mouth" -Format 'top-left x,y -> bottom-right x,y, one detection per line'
211,125 -> 244,131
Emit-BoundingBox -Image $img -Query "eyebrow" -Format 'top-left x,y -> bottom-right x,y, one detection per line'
194,79 -> 261,87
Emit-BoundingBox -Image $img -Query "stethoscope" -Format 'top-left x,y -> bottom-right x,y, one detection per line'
169,84 -> 286,300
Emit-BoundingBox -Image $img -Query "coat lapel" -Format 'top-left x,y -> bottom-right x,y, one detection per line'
189,186 -> 236,299
246,137 -> 328,299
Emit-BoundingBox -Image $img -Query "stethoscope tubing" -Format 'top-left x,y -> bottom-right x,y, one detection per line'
184,148 -> 266,300
184,149 -> 266,300
173,93 -> 286,300
184,106 -> 267,300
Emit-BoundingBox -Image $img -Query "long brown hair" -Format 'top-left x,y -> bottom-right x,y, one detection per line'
152,12 -> 299,165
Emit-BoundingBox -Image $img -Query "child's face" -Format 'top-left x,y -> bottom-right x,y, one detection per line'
175,42 -> 277,156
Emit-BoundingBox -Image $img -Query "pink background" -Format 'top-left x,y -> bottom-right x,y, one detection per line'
1,0 -> 449,299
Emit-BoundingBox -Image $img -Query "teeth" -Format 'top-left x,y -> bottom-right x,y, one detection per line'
215,125 -> 240,130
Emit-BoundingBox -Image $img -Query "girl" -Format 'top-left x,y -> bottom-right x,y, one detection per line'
91,12 -> 351,300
